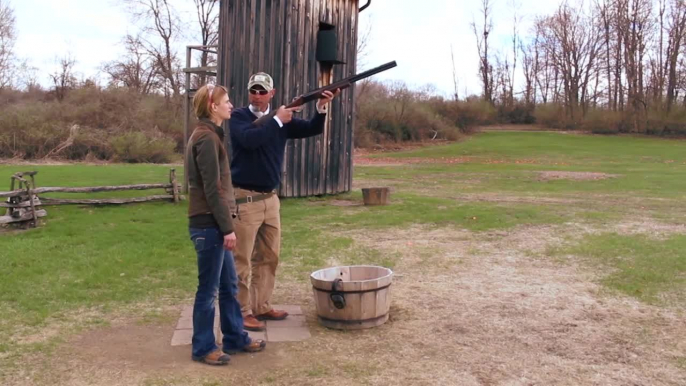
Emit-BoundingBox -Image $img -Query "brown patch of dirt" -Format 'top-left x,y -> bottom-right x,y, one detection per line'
326,200 -> 363,207
335,224 -> 686,385
445,192 -> 582,205
538,171 -> 618,181
354,156 -> 473,166
65,322 -> 285,377
354,141 -> 453,156
612,220 -> 686,237
477,124 -> 556,131
569,219 -> 686,240
4,313 -> 297,386
354,155 -> 555,166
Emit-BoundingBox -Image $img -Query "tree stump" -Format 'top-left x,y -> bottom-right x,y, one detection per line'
361,187 -> 390,206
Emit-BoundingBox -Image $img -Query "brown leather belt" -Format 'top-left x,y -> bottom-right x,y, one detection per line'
235,191 -> 275,205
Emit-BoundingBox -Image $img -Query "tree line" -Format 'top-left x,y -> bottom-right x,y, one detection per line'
472,0 -> 686,135
0,0 -> 684,162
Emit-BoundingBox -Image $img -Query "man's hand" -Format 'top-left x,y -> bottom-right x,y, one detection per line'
316,89 -> 340,110
223,232 -> 237,251
275,105 -> 298,124
290,97 -> 304,113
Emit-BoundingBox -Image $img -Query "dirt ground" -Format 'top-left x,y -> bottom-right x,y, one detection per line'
4,154 -> 685,385
8,220 -> 683,386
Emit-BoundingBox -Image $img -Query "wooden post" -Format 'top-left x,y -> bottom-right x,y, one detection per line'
361,187 -> 391,206
170,168 -> 180,203
26,182 -> 37,228
14,174 -> 38,228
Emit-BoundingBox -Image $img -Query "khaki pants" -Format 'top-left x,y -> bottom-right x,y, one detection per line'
233,187 -> 281,316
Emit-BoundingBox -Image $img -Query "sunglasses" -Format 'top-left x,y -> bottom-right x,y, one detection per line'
206,84 -> 229,108
207,84 -> 215,108
249,88 -> 270,96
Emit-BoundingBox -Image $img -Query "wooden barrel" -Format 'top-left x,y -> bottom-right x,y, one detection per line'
310,265 -> 393,330
361,187 -> 390,206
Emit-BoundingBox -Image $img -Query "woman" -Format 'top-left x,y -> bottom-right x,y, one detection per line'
185,84 -> 266,366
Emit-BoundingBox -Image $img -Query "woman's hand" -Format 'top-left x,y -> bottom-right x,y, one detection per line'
223,232 -> 237,251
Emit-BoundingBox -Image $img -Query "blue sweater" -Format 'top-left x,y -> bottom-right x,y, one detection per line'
229,107 -> 326,191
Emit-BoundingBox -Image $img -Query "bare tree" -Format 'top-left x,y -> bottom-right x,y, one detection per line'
520,34 -> 539,106
17,59 -> 39,90
123,0 -> 182,99
102,34 -> 160,94
533,17 -> 554,104
493,53 -> 513,105
615,0 -> 653,131
389,81 -> 413,124
508,0 -> 521,106
664,0 -> 686,112
596,0 -> 615,109
354,14 -> 374,122
651,0 -> 667,106
357,14 -> 373,70
450,44 -> 459,100
0,0 -> 16,89
193,0 -> 219,86
538,4 -> 601,120
471,0 -> 494,104
49,55 -> 77,101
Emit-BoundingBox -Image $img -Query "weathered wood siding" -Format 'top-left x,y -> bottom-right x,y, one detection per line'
218,0 -> 359,197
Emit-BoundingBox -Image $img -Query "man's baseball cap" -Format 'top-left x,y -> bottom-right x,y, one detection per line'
247,72 -> 273,91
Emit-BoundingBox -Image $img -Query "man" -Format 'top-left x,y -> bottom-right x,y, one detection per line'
229,72 -> 338,331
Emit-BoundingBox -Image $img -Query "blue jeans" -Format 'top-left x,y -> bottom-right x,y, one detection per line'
189,227 -> 250,358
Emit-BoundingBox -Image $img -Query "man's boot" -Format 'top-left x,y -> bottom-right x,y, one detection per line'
243,314 -> 265,331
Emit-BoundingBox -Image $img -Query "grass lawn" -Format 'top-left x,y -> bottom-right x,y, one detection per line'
1,131 -> 684,385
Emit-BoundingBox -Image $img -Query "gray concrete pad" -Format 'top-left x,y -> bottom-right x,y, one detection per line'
170,328 -> 192,346
247,329 -> 267,342
267,326 -> 312,342
275,304 -> 304,316
266,315 -> 306,328
176,317 -> 192,330
174,304 -> 310,346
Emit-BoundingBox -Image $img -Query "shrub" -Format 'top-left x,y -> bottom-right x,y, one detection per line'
110,131 -> 177,163
534,103 -> 565,129
354,82 -> 463,146
582,109 -> 627,134
437,98 -> 497,132
497,101 -> 536,124
646,108 -> 686,137
0,86 -> 183,162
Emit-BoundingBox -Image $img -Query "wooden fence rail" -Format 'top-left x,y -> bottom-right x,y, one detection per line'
0,184 -> 173,198
1,168 -> 183,228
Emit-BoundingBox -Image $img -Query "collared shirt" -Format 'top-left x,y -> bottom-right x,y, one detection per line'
249,104 -> 270,117
249,104 -> 283,127
249,102 -> 328,128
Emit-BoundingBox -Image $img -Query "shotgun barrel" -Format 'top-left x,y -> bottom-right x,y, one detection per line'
251,60 -> 397,126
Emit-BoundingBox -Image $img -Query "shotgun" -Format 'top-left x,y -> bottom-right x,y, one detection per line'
252,60 -> 397,126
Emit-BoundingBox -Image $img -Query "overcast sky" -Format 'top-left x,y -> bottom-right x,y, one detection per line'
11,0 -> 565,97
